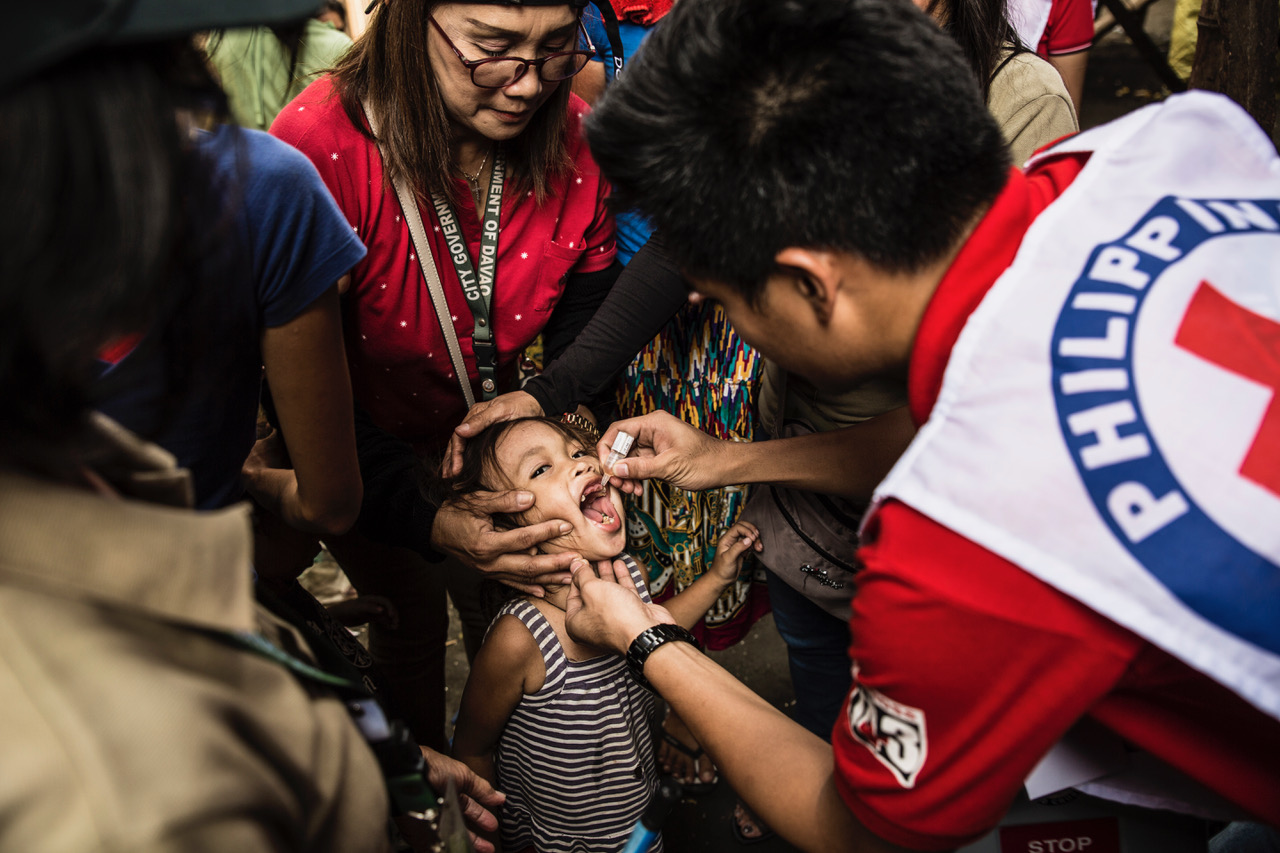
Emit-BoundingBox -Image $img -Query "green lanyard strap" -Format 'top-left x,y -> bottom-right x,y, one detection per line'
208,628 -> 442,824
432,153 -> 505,400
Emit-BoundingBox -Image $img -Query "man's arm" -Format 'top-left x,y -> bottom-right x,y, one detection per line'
598,407 -> 916,500
564,561 -> 916,853
645,645 -> 909,853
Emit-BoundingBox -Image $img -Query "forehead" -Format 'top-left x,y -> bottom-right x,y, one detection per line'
493,421 -> 578,465
435,2 -> 578,33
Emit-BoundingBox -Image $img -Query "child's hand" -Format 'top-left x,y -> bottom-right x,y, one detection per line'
709,521 -> 760,583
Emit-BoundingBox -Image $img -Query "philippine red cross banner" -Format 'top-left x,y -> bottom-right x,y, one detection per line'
873,91 -> 1280,724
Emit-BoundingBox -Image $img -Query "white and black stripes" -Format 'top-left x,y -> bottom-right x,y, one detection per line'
494,555 -> 663,853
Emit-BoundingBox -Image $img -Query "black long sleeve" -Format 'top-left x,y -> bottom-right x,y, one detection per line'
353,237 -> 684,554
541,259 -> 623,364
524,232 -> 687,415
352,404 -> 443,560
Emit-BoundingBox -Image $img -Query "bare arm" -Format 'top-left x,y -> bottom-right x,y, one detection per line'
707,407 -> 915,498
599,407 -> 916,501
245,286 -> 362,535
661,522 -> 760,628
452,614 -> 540,788
1047,50 -> 1088,115
565,562 -> 923,853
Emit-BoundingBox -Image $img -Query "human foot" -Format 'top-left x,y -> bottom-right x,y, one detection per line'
657,708 -> 718,794
731,801 -> 776,845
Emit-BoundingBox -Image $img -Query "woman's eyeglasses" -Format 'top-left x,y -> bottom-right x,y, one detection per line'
428,16 -> 595,90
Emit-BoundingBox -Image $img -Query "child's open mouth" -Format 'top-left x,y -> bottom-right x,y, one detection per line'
579,481 -> 622,533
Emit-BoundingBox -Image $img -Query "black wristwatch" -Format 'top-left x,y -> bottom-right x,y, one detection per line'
626,623 -> 700,692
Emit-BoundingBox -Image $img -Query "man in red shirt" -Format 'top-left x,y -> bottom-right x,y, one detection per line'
561,0 -> 1280,849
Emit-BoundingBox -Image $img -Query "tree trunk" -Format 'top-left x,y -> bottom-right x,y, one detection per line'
1189,0 -> 1279,134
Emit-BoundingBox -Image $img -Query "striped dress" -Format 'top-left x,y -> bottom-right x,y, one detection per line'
493,555 -> 662,853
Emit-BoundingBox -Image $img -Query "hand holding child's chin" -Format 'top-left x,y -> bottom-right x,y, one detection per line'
565,557 -> 674,654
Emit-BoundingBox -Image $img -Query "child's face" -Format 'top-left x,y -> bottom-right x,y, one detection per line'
491,421 -> 626,560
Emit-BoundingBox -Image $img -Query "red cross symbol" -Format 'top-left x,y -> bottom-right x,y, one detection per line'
1175,281 -> 1280,497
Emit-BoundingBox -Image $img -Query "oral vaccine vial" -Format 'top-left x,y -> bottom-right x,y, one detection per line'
604,431 -> 635,473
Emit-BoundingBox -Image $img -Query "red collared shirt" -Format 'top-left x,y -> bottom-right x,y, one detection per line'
272,78 -> 615,451
832,158 -> 1280,849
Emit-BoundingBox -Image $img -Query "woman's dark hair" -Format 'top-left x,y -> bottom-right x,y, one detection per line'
0,39 -> 230,476
925,0 -> 1028,101
331,0 -> 578,206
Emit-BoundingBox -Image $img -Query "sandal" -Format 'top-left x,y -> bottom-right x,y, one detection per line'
731,800 -> 776,846
660,732 -> 719,795
657,712 -> 719,795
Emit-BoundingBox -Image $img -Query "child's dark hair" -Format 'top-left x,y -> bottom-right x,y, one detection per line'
425,415 -> 599,530
421,416 -> 599,621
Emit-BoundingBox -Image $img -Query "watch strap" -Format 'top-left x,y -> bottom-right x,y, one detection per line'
626,623 -> 700,692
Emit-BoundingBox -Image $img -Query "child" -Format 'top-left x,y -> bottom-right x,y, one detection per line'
448,417 -> 759,853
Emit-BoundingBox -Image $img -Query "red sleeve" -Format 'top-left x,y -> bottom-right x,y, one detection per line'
831,500 -> 1141,850
1041,0 -> 1094,55
564,94 -> 616,274
269,76 -> 373,227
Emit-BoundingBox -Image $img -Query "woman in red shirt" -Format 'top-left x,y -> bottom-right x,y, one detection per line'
271,0 -> 623,749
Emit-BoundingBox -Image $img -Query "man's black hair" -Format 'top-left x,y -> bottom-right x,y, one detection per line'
585,0 -> 1011,302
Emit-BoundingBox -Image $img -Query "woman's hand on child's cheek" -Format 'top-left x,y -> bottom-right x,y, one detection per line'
417,746 -> 506,852
433,489 -> 578,594
445,390 -> 543,476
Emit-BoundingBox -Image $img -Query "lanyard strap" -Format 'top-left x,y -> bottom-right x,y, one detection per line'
362,99 -> 498,407
223,628 -> 365,693
431,155 -> 505,401
207,626 -> 443,822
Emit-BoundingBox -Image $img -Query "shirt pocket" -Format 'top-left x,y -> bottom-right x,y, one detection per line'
529,239 -> 585,315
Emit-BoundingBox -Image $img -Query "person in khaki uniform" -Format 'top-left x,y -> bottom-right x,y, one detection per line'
0,417 -> 393,852
0,2 -> 502,850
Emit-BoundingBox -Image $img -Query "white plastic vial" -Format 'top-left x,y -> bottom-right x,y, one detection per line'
603,431 -> 635,473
